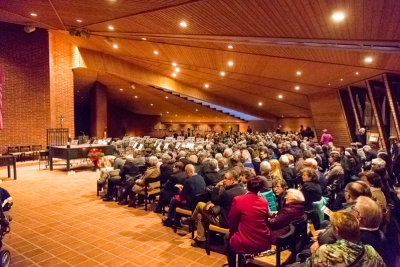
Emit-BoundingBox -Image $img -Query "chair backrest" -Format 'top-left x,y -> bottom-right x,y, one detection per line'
20,145 -> 30,152
292,214 -> 308,250
8,146 -> 19,154
138,165 -> 147,173
32,145 -> 42,151
276,224 -> 296,267
144,175 -> 161,187
190,192 -> 209,211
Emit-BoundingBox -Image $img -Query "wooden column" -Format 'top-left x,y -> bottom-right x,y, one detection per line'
383,74 -> 400,138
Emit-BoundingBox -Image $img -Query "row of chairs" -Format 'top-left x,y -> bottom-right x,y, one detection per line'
7,145 -> 44,161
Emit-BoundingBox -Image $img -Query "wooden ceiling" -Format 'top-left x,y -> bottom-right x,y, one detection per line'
1,0 -> 400,119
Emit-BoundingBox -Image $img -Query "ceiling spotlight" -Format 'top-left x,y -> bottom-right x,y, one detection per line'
154,51 -> 158,54
228,61 -> 233,66
340,78 -> 343,81
180,22 -> 187,27
131,84 -> 135,90
296,71 -> 301,75
108,26 -> 114,30
220,72 -> 225,76
175,68 -> 180,72
295,86 -> 300,90
165,96 -> 168,99
135,96 -> 137,98
24,24 -> 36,33
365,57 -> 373,63
120,88 -> 123,91
142,38 -> 146,40
151,104 -> 153,106
259,102 -> 262,106
113,44 -> 118,48
76,19 -> 82,22
205,84 -> 209,88
175,114 -> 177,116
196,109 -> 198,111
167,112 -> 169,113
30,13 -> 37,16
278,95 -> 283,98
172,73 -> 176,77
172,62 -> 176,66
332,12 -> 345,21
328,84 -> 331,86
356,72 -> 359,75
228,45 -> 233,49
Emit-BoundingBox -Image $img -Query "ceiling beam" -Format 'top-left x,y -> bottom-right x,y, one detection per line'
75,48 -> 277,122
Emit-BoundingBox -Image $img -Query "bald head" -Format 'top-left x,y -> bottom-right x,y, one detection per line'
345,181 -> 371,202
185,164 -> 195,177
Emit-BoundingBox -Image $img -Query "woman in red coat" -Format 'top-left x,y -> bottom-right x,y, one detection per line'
225,176 -> 271,267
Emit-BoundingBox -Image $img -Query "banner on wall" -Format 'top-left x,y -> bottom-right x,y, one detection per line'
0,69 -> 2,129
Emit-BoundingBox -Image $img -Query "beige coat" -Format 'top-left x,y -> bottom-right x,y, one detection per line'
132,166 -> 160,194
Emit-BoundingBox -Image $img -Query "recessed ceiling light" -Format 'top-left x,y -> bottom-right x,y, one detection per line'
142,38 -> 146,40
196,109 -> 198,111
113,44 -> 118,48
30,13 -> 37,16
198,120 -> 200,122
175,114 -> 177,116
151,104 -> 153,106
365,57 -> 373,62
296,71 -> 301,75
259,102 -> 262,106
167,111 -> 169,113
172,73 -> 176,77
228,45 -> 233,49
228,61 -> 233,66
165,96 -> 168,99
180,22 -> 187,27
161,113 -> 163,115
76,19 -> 82,22
108,26 -> 114,30
282,115 -> 284,117
205,84 -> 209,88
295,86 -> 300,90
278,95 -> 283,98
172,62 -> 176,66
340,78 -> 343,81
332,12 -> 345,21
328,84 -> 331,86
297,115 -> 299,117
175,68 -> 180,72
154,51 -> 158,54
120,88 -> 123,91
356,72 -> 359,75
220,72 -> 225,76
170,120 -> 172,122
81,97 -> 83,98
135,96 -> 137,98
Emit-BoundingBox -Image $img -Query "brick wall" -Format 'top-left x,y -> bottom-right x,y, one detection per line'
0,22 -> 50,154
90,82 -> 107,138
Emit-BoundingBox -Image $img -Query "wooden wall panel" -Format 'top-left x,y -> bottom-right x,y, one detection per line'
309,91 -> 351,147
277,118 -> 315,135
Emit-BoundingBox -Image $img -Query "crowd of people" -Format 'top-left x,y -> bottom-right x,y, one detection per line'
97,127 -> 400,267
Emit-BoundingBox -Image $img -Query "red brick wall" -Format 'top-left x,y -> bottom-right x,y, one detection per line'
90,82 -> 107,138
0,22 -> 50,154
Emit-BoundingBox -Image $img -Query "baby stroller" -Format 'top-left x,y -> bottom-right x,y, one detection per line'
0,189 -> 11,267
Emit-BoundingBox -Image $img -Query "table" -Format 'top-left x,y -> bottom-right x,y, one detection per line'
49,144 -> 114,172
0,155 -> 17,180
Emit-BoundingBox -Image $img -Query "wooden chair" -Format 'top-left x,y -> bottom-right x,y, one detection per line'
20,145 -> 33,161
32,145 -> 42,160
239,225 -> 296,267
138,175 -> 161,211
138,165 -> 147,174
292,215 -> 309,253
205,223 -> 229,255
174,192 -> 209,237
8,146 -> 20,161
38,151 -> 49,170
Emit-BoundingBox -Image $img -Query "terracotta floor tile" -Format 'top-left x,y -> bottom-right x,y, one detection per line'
92,251 -> 115,262
64,254 -> 89,265
29,252 -> 54,264
170,257 -> 196,267
57,250 -> 81,261
82,248 -> 104,258
196,255 -> 221,266
75,259 -> 103,267
38,256 -> 65,266
103,257 -> 128,267
119,262 -> 139,267
131,255 -> 154,266
9,259 -> 35,267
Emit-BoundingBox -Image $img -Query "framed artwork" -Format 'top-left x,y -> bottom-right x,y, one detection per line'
159,125 -> 163,130
173,127 -> 176,131
71,140 -> 78,146
199,126 -> 202,130
93,140 -> 98,144
195,127 -> 198,131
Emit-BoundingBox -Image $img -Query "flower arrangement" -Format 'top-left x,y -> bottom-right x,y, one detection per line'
88,149 -> 104,169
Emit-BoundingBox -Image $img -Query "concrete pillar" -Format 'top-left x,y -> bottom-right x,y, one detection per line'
90,81 -> 107,139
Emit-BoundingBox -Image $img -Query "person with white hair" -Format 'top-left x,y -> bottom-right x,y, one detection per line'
267,188 -> 305,244
242,150 -> 254,169
132,149 -> 145,166
204,159 -> 222,186
259,161 -> 272,189
130,156 -> 161,207
355,127 -> 367,146
279,155 -> 296,188
304,158 -> 327,194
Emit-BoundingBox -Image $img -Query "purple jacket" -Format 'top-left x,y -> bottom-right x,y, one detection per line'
320,133 -> 333,145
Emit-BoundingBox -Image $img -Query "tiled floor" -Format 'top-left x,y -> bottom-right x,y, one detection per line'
0,165 -> 226,266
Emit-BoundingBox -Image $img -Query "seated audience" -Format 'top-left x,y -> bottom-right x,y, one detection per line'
258,161 -> 272,189
239,167 -> 255,189
304,158 -> 327,194
325,152 -> 344,187
359,171 -> 387,210
203,159 -> 221,186
272,179 -> 288,211
300,168 -> 322,212
217,158 -> 229,178
160,154 -> 175,185
242,150 -> 254,169
132,149 -> 145,166
182,170 -> 246,247
225,176 -> 271,267
280,155 -> 295,188
269,159 -> 283,180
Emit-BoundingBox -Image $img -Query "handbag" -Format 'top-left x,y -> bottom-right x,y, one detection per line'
203,201 -> 221,216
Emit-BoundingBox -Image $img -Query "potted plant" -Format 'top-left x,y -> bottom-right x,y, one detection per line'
88,149 -> 104,171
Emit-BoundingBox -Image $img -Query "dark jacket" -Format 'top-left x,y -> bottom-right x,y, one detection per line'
161,171 -> 186,203
355,133 -> 367,146
198,159 -> 212,177
301,181 -> 322,211
228,193 -> 271,254
257,175 -> 272,189
211,184 -> 246,228
268,200 -> 305,244
275,191 -> 286,211
119,163 -> 139,183
178,157 -> 190,167
160,160 -> 174,185
252,160 -> 261,175
204,171 -> 222,186
317,152 -> 328,172
281,165 -> 296,185
180,174 -> 206,207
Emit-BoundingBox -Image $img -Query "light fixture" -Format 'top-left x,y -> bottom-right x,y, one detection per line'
278,95 -> 283,99
297,115 -> 299,117
356,72 -> 359,75
259,102 -> 262,106
282,116 -> 284,117
131,84 -> 135,90
340,78 -> 343,81
221,72 -> 225,76
180,22 -> 187,27
165,96 -> 168,99
76,19 -> 82,22
103,37 -> 113,45
228,45 -> 233,49
172,73 -> 176,77
296,71 -> 301,75
135,96 -> 138,98
365,57 -> 373,62
175,68 -> 180,72
167,111 -> 169,113
295,86 -> 300,90
175,114 -> 177,116
154,51 -> 158,54
172,62 -> 176,66
332,12 -> 345,21
108,26 -> 114,30
151,104 -> 153,106
328,84 -> 331,86
196,109 -> 198,111
228,61 -> 233,66
24,24 -> 36,33
120,88 -> 123,91
113,44 -> 118,48
205,84 -> 209,88
30,13 -> 37,16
